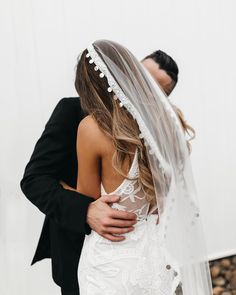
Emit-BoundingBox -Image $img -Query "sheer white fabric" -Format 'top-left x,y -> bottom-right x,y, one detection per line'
78,149 -> 181,295
101,149 -> 150,221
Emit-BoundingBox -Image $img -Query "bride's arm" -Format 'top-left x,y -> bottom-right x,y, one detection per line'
60,115 -> 101,196
60,116 -> 102,197
76,115 -> 102,199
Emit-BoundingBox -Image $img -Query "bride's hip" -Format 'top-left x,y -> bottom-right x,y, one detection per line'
78,213 -> 164,269
82,213 -> 159,248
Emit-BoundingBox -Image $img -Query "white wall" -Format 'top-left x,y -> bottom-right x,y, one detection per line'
0,0 -> 235,294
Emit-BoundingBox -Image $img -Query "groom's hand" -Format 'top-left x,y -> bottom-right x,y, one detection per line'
86,195 -> 137,242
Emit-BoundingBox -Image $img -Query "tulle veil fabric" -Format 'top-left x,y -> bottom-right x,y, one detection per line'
83,40 -> 213,295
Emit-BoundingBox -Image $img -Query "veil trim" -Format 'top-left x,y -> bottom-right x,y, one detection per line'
87,44 -> 183,175
86,43 -> 200,213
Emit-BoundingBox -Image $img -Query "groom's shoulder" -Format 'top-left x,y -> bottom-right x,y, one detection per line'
57,96 -> 81,108
55,96 -> 82,116
46,97 -> 82,126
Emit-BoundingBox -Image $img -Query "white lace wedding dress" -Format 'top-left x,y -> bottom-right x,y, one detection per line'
78,149 -> 181,295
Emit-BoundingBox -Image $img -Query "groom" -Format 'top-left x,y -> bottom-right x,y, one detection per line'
20,49 -> 179,295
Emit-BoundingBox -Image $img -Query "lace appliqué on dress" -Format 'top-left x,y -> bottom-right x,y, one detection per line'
101,149 -> 151,221
78,149 -> 181,294
78,215 -> 181,295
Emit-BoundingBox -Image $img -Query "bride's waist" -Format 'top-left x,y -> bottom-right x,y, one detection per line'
109,200 -> 157,221
90,214 -> 158,243
88,213 -> 159,243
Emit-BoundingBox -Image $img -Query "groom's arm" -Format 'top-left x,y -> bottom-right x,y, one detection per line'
20,97 -> 94,234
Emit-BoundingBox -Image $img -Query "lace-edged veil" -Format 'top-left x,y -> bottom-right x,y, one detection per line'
80,40 -> 213,295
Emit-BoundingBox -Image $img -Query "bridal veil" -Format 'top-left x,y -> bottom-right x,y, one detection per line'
79,40 -> 213,295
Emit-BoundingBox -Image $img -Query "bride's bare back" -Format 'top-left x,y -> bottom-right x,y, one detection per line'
77,115 -> 152,221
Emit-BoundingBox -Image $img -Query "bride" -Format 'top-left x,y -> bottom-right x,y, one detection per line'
62,40 -> 213,295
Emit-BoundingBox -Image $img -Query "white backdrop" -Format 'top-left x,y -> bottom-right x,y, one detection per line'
0,0 -> 235,294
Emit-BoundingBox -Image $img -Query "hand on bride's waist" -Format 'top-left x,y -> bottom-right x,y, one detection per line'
86,194 -> 138,242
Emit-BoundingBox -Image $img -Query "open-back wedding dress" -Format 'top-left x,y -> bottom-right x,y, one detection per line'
78,149 -> 181,295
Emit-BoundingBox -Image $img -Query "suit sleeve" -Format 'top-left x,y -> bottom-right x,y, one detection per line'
20,97 -> 94,234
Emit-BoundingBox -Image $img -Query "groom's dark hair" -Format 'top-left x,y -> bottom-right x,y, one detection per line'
143,50 -> 179,93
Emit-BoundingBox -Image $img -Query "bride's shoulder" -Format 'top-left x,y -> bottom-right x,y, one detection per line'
78,115 -> 101,133
77,115 -> 114,158
77,115 -> 107,146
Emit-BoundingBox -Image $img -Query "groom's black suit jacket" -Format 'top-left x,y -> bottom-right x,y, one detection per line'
20,97 -> 94,294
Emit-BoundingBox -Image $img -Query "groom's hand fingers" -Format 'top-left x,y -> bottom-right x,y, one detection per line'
101,225 -> 134,242
110,209 -> 137,221
86,194 -> 137,242
101,194 -> 137,221
102,233 -> 125,242
100,195 -> 120,204
107,218 -> 137,228
105,226 -> 134,235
